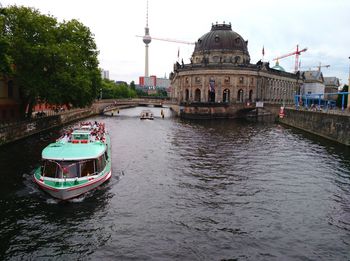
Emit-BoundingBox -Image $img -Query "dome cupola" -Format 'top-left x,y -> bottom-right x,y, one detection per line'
191,22 -> 250,65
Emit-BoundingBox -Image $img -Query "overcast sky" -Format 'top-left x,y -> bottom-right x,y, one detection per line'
2,0 -> 350,86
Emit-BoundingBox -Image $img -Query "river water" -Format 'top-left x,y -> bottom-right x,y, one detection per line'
0,107 -> 349,260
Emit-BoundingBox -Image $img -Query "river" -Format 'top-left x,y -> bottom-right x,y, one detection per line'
0,106 -> 349,260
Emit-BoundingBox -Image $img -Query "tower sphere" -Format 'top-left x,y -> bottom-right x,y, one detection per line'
143,34 -> 151,45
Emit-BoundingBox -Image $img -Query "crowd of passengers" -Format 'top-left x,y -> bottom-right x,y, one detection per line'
58,121 -> 106,143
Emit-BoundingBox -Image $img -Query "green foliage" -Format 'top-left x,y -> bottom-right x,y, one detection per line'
0,8 -> 12,75
336,85 -> 348,108
101,79 -> 136,99
130,81 -> 136,90
2,6 -> 101,118
136,88 -> 147,97
157,89 -> 168,97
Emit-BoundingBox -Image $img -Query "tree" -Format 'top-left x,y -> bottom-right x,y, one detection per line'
0,8 -> 12,75
2,6 -> 101,118
101,79 -> 137,99
337,85 -> 348,108
130,80 -> 136,90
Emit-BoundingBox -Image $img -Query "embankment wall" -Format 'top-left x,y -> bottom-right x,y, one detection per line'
0,108 -> 97,146
279,108 -> 350,146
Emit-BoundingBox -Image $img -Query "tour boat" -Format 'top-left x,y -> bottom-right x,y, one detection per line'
33,122 -> 111,200
140,109 -> 154,120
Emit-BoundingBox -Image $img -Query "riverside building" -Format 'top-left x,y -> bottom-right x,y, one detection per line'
169,22 -> 302,118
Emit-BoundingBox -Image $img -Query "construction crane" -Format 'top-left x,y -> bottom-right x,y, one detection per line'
300,63 -> 330,71
272,44 -> 308,72
136,35 -> 195,45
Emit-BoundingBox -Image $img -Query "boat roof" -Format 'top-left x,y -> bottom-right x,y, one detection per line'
42,142 -> 106,160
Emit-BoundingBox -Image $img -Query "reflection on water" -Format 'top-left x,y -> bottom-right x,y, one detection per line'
0,107 -> 349,260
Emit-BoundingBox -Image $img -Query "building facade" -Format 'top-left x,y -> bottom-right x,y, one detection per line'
138,75 -> 171,95
300,70 -> 325,97
324,76 -> 340,101
170,23 -> 302,115
101,70 -> 110,80
0,76 -> 20,121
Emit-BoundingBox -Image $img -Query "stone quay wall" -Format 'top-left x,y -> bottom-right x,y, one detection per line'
279,108 -> 350,146
0,108 -> 97,146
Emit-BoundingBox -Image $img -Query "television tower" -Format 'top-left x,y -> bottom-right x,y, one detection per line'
143,0 -> 151,77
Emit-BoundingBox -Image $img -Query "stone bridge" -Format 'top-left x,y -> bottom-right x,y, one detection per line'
94,98 -> 170,114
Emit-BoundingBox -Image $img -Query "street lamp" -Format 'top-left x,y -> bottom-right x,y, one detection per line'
100,88 -> 102,100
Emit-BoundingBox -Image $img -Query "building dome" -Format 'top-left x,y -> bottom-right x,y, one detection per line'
272,60 -> 285,72
191,23 -> 250,65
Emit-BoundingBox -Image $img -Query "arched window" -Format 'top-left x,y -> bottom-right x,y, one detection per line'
249,90 -> 253,101
7,80 -> 14,98
237,89 -> 244,102
185,89 -> 189,101
194,88 -> 201,102
223,89 -> 230,103
208,90 -> 215,102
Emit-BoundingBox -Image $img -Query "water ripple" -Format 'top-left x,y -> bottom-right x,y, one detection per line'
0,111 -> 350,260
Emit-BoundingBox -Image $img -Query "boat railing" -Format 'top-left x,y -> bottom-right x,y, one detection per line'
56,121 -> 106,144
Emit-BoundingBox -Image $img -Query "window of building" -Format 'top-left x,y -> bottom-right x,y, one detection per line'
195,77 -> 201,84
7,81 -> 14,98
239,77 -> 244,84
237,89 -> 244,102
250,78 -> 254,84
215,35 -> 220,42
212,56 -> 219,63
235,38 -> 241,45
249,90 -> 253,101
224,76 -> 230,84
194,88 -> 201,102
223,89 -> 230,102
185,89 -> 189,101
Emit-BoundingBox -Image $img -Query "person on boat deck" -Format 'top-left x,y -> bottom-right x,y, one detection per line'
61,133 -> 69,142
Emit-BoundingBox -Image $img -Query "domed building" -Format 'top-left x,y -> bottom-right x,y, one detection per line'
170,23 -> 302,119
272,61 -> 285,72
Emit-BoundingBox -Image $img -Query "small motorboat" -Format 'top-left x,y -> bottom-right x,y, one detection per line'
140,109 -> 154,120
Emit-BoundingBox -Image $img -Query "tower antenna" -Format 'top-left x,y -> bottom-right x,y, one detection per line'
142,0 -> 151,77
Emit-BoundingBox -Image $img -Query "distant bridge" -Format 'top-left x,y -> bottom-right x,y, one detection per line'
94,98 -> 170,114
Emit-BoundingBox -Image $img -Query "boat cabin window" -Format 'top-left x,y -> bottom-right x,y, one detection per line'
43,160 -> 79,178
61,161 -> 79,178
72,133 -> 89,140
43,157 -> 106,178
80,160 -> 95,177
95,155 -> 106,173
43,160 -> 60,178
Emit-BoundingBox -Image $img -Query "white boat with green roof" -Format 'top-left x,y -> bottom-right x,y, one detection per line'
33,122 -> 111,200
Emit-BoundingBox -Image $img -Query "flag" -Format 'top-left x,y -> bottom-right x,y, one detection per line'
262,46 -> 265,56
209,79 -> 215,92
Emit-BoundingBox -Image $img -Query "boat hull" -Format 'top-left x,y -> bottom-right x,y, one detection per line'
34,171 -> 111,200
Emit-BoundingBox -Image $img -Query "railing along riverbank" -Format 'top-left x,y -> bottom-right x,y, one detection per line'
0,107 -> 97,146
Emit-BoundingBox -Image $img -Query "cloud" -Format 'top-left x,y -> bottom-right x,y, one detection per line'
3,0 -> 350,85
